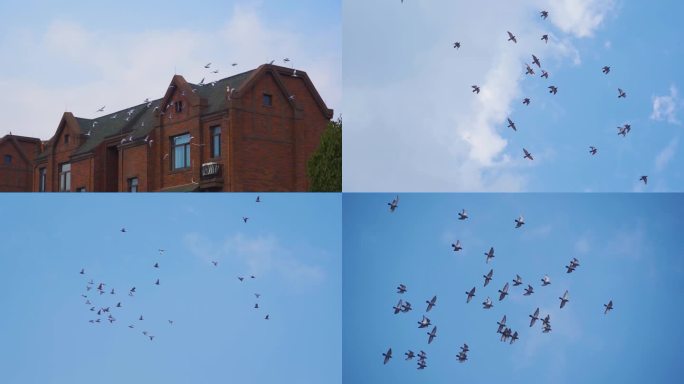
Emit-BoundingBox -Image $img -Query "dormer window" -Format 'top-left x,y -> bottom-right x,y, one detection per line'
175,100 -> 183,113
64,134 -> 70,144
263,93 -> 273,107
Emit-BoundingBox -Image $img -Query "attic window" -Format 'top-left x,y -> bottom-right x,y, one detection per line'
3,154 -> 11,164
175,100 -> 183,113
64,134 -> 70,144
263,93 -> 272,107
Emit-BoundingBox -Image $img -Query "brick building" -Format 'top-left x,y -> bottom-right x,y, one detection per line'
0,135 -> 42,191
0,64 -> 333,192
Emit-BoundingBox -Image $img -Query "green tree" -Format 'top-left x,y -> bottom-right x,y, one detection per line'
307,118 -> 342,192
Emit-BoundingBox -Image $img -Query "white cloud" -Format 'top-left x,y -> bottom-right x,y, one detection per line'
547,0 -> 616,38
655,137 -> 678,172
0,4 -> 340,139
650,85 -> 681,124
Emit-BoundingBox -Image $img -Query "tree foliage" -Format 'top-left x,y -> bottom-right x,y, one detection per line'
307,118 -> 342,192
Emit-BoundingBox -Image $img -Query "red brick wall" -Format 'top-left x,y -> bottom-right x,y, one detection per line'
120,143 -> 148,192
0,140 -> 33,191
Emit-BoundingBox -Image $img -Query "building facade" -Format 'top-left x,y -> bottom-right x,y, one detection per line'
0,135 -> 42,192
0,64 -> 332,192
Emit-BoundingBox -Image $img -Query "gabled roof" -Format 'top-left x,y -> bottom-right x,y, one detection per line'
0,134 -> 41,166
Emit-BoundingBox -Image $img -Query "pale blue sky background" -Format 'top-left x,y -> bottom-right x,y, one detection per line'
0,193 -> 341,384
343,193 -> 684,383
343,0 -> 684,192
0,0 -> 341,139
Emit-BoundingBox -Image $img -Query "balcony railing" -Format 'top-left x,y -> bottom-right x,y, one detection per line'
201,162 -> 222,179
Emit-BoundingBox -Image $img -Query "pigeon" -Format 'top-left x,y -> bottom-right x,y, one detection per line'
472,85 -> 481,94
405,350 -> 415,360
523,148 -> 534,161
427,326 -> 437,344
155,279 -> 160,285
541,70 -> 549,79
466,287 -> 476,303
418,315 -> 431,328
80,269 -> 85,275
397,284 -> 407,294
498,282 -> 509,301
529,307 -> 540,327
452,240 -> 463,252
393,299 -> 404,314
256,196 -> 261,203
559,290 -> 570,309
97,106 -> 105,112
532,54 -> 541,68
154,262 -> 159,268
602,66 -> 611,74
120,228 -> 126,233
482,297 -> 493,309
640,176 -> 648,185
497,315 -> 507,333
453,42 -> 461,49
458,209 -> 468,220
541,275 -> 551,286
515,215 -> 524,228
388,196 -> 399,212
523,285 -> 534,296
383,348 -> 392,364
425,295 -> 437,312
589,146 -> 598,155
604,300 -> 613,314
548,85 -> 558,95
484,247 -> 495,263
512,274 -> 523,286
510,331 -> 519,344
507,118 -> 517,131
540,10 -> 549,19
483,269 -> 493,287
204,63 -> 211,68
242,217 -> 249,223
523,98 -> 530,106
525,64 -> 535,75
507,31 -> 517,43
265,315 -> 270,320
541,34 -> 549,43
401,302 -> 412,312
618,88 -> 627,98
212,261 -> 218,267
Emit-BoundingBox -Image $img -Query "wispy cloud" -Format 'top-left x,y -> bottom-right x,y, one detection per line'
650,85 -> 681,125
183,232 -> 326,288
548,0 -> 616,38
654,137 -> 679,172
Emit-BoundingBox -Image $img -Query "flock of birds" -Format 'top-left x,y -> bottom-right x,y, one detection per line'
382,195 -> 614,369
86,58 -> 297,150
434,6 -> 652,186
78,195 -> 270,341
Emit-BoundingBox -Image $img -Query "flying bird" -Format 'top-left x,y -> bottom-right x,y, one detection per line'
452,240 -> 463,252
242,217 -> 249,223
397,283 -> 407,294
417,359 -> 427,369
523,148 -> 534,160
471,85 -> 481,94
405,350 -> 415,360
507,118 -> 517,131
155,279 -> 160,285
453,42 -> 461,49
618,88 -> 627,98
541,34 -> 549,43
466,287 -> 476,303
541,275 -> 551,286
383,348 -> 392,364
154,262 -> 159,268
602,66 -> 611,74
540,10 -> 549,19
212,261 -> 218,267
483,269 -> 493,287
80,269 -> 85,275
515,215 -> 525,228
418,315 -> 431,328
548,85 -> 558,95
97,106 -> 105,112
458,209 -> 468,220
512,274 -> 522,286
604,300 -> 613,314
388,196 -> 399,212
120,228 -> 126,233
456,352 -> 468,363
425,295 -> 437,312
498,282 -> 509,301
523,284 -> 534,295
497,315 -> 507,333
507,31 -> 517,43
523,98 -> 530,106
393,299 -> 404,314
640,175 -> 648,185
541,70 -> 549,79
590,146 -> 598,155
256,196 -> 261,203
559,290 -> 570,308
401,301 -> 412,312
204,63 -> 211,68
532,54 -> 541,68
484,247 -> 495,263
427,326 -> 437,344
529,307 -> 540,327
525,64 -> 535,75
482,297 -> 493,309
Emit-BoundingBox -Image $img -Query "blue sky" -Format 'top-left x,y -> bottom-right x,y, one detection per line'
343,193 -> 684,384
0,193 -> 341,384
0,0 -> 341,139
343,0 -> 684,192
